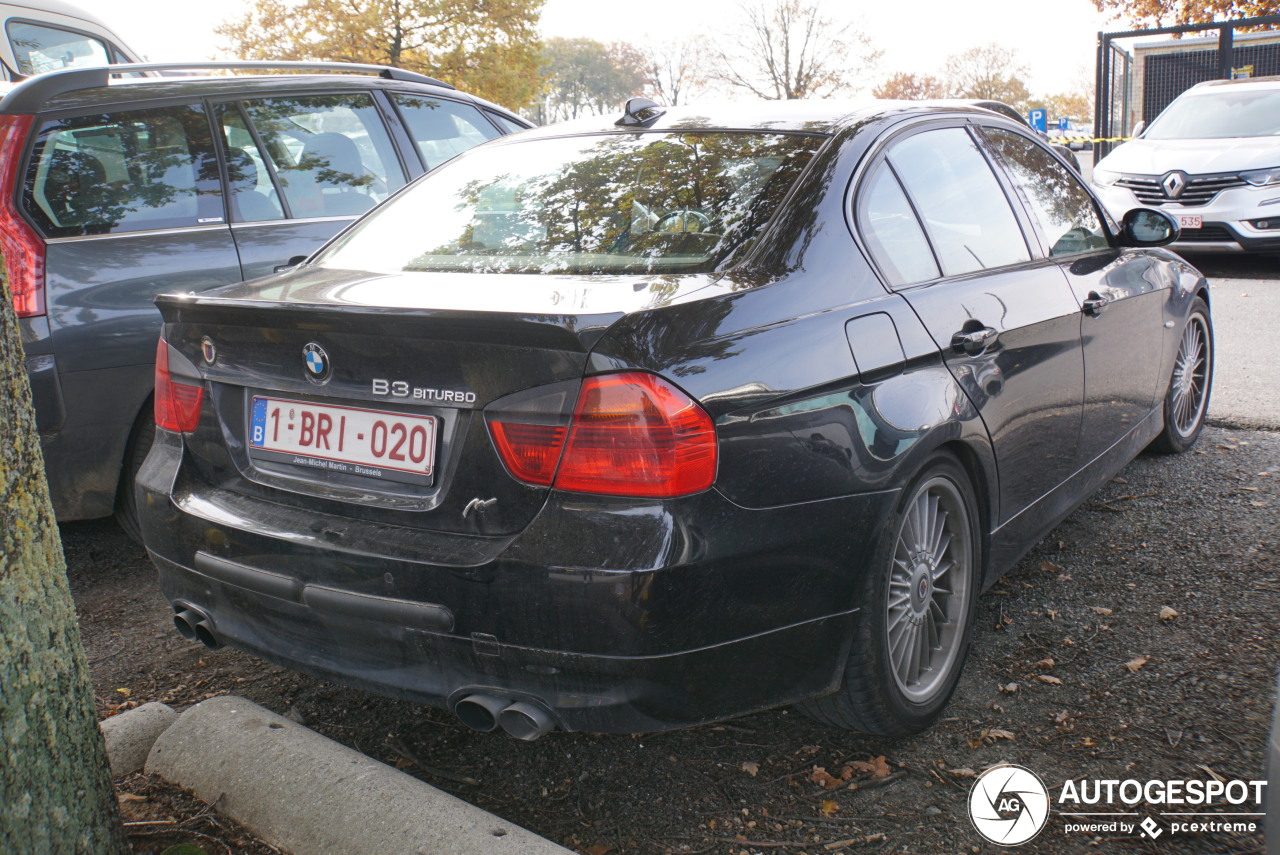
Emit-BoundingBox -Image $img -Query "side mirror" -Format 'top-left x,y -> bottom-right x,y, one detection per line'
1131,120 -> 1146,138
273,255 -> 308,274
1119,208 -> 1179,247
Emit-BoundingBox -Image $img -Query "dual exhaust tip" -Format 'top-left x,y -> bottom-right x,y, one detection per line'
454,693 -> 556,741
171,606 -> 554,740
172,605 -> 222,650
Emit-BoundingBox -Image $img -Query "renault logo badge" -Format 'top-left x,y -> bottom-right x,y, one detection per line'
302,342 -> 331,384
1161,171 -> 1188,198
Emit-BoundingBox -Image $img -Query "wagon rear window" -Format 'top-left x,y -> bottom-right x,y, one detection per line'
22,105 -> 222,237
315,131 -> 825,275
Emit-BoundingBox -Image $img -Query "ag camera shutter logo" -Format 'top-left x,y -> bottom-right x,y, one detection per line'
968,764 -> 1050,845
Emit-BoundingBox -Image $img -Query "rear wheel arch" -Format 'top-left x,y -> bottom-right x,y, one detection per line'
114,394 -> 155,544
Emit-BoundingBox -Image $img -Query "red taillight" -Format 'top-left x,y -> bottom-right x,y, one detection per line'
154,340 -> 204,433
0,114 -> 45,318
489,372 -> 717,498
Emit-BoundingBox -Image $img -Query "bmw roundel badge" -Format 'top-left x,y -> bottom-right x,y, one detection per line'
302,342 -> 331,383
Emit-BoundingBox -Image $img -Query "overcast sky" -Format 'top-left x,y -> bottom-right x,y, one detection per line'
96,0 -> 1116,98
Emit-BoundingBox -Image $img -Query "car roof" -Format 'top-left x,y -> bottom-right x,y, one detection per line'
509,98 -> 1015,140
1188,74 -> 1280,94
0,62 -> 522,116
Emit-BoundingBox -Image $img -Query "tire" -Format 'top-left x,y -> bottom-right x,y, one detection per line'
1150,298 -> 1213,454
114,402 -> 155,545
801,451 -> 981,735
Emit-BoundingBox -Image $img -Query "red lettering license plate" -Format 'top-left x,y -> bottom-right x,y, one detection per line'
249,396 -> 437,485
1179,215 -> 1202,229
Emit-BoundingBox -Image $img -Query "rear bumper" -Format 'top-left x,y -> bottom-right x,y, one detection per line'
138,430 -> 896,731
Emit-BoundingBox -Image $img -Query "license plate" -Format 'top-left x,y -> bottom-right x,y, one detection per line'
1179,215 -> 1202,229
249,396 -> 436,485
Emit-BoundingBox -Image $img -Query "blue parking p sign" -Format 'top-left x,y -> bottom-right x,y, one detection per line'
1059,117 -> 1070,131
1028,109 -> 1047,132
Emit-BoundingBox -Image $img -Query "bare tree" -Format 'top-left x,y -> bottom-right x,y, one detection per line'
640,39 -> 708,106
942,43 -> 1032,104
713,0 -> 882,100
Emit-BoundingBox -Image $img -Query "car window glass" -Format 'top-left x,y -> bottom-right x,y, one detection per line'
484,111 -> 528,134
216,105 -> 287,223
240,94 -> 405,220
888,127 -> 1030,277
983,128 -> 1109,257
23,105 -> 221,238
857,163 -> 940,287
6,21 -> 109,75
390,94 -> 501,169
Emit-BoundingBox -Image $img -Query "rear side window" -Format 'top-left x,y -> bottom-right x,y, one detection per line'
7,21 -> 108,75
857,163 -> 940,287
484,111 -> 529,135
887,127 -> 1030,277
239,94 -> 405,219
23,104 -> 222,238
390,94 -> 501,169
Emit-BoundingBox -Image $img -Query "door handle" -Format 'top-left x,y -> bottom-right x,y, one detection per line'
951,326 -> 998,356
1082,292 -> 1108,317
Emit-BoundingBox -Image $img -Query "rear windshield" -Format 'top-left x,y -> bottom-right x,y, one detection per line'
1144,87 -> 1280,139
315,131 -> 825,275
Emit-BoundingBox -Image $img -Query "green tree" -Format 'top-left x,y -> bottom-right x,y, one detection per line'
1091,0 -> 1279,26
942,43 -> 1033,110
539,38 -> 647,122
0,253 -> 128,852
713,0 -> 882,99
873,72 -> 949,100
217,0 -> 545,110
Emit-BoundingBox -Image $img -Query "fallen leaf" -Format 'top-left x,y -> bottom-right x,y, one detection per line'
982,727 -> 1017,742
741,762 -> 759,777
810,767 -> 842,790
1160,606 -> 1179,620
1091,606 -> 1114,616
1036,674 -> 1062,685
1040,561 -> 1062,574
1112,476 -> 1128,484
115,687 -> 131,697
1046,609 -> 1059,620
1000,682 -> 1019,694
820,800 -> 839,817
585,846 -> 615,855
1125,655 -> 1150,673
1035,657 -> 1055,670
848,756 -> 891,779
1251,501 -> 1268,508
1053,710 -> 1071,724
947,767 -> 977,778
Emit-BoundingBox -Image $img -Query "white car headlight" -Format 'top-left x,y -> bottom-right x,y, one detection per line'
1092,168 -> 1120,187
1241,167 -> 1280,187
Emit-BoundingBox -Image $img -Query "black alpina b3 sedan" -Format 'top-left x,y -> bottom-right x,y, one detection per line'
139,98 -> 1212,739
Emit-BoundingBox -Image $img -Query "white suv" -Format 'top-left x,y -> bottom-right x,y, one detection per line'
1092,76 -> 1280,253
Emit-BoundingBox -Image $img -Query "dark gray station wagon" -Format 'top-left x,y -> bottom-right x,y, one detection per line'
0,61 -> 530,537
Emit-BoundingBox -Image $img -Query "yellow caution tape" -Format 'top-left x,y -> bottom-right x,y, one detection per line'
1047,137 -> 1133,145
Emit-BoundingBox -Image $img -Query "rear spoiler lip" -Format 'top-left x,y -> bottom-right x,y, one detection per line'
155,292 -> 623,354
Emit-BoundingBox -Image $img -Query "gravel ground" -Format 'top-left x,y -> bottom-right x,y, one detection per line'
70,425 -> 1280,855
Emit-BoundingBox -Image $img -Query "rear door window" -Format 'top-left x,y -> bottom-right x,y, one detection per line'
887,127 -> 1031,277
6,20 -> 109,75
23,104 -> 222,237
389,94 -> 501,169
239,94 -> 405,220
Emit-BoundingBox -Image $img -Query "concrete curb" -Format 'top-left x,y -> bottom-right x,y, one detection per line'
143,695 -> 572,855
101,701 -> 179,776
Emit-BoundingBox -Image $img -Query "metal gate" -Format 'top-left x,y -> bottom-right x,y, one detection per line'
1095,14 -> 1280,159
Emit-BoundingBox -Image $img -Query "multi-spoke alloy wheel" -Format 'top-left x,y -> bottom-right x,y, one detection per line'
885,475 -> 972,703
1153,299 -> 1213,454
799,452 -> 980,736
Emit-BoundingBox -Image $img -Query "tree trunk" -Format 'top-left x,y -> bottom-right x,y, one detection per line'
0,253 -> 128,852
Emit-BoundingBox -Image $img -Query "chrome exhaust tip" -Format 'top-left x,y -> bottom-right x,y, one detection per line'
454,694 -> 509,732
498,701 -> 556,741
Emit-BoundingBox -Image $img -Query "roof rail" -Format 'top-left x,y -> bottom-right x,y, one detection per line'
0,60 -> 455,114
